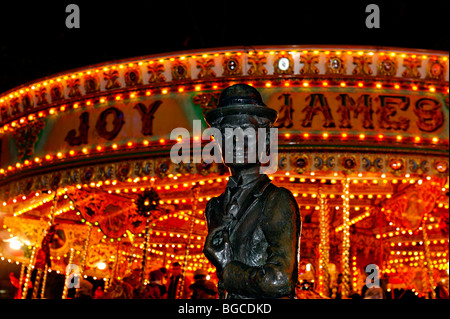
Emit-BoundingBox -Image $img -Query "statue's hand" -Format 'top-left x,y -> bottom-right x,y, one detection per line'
203,225 -> 232,272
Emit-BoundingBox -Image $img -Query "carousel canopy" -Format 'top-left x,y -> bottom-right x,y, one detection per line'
0,45 -> 448,297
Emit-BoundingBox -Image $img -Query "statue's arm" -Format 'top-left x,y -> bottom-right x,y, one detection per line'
222,188 -> 300,297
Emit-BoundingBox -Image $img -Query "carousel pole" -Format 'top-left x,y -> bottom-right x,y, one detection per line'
341,176 -> 351,298
17,261 -> 26,299
39,265 -> 48,299
35,192 -> 58,299
421,220 -> 436,299
79,223 -> 93,276
317,186 -> 330,296
139,182 -> 157,285
177,184 -> 200,299
61,247 -> 75,299
21,246 -> 36,299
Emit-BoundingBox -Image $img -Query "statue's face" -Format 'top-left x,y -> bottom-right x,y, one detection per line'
216,114 -> 266,169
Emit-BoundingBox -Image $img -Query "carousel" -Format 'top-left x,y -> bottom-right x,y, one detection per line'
0,45 -> 448,299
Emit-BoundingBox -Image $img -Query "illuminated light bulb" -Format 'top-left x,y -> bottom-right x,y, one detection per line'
195,85 -> 201,91
159,138 -> 165,144
429,87 -> 436,93
412,85 -> 418,91
284,82 -> 290,87
115,95 -> 122,100
162,89 -> 168,94
265,82 -> 272,87
358,82 -> 364,88
359,134 -> 365,140
340,82 -> 346,87
322,81 -> 328,87
376,83 -> 382,89
394,84 -> 400,90
112,144 -> 118,149
303,133 -> 309,138
414,136 -> 421,143
432,137 -> 439,143
303,82 -> 309,87
323,133 -> 328,139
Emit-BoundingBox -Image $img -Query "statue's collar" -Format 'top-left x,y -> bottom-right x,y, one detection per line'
227,173 -> 265,189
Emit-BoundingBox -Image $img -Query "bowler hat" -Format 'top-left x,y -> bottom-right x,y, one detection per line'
205,84 -> 278,125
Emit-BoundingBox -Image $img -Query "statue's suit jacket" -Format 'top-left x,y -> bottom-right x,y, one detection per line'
204,174 -> 301,299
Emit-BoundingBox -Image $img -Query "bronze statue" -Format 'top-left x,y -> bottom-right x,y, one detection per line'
203,84 -> 301,299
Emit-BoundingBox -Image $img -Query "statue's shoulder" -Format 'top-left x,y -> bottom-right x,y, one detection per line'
204,193 -> 224,214
265,184 -> 299,212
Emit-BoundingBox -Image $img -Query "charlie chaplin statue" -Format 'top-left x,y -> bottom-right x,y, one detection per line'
203,84 -> 301,299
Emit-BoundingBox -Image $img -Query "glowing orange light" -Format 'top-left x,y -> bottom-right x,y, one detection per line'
323,133 -> 328,139
112,144 -> 118,149
195,85 -> 201,91
359,134 -> 365,140
394,84 -> 400,90
378,134 -> 384,139
322,81 -> 328,87
357,82 -> 364,88
127,142 -> 133,147
265,82 -> 272,87
429,86 -> 435,92
303,133 -> 309,138
412,85 -> 418,91
178,87 -> 184,93
376,83 -> 382,89
159,138 -> 165,144
285,133 -> 291,138
284,82 -> 290,87
396,135 -> 402,141
96,146 -> 102,151
145,90 -> 151,96
432,137 -> 439,143
340,82 -> 346,87
414,136 -> 421,143
341,133 -> 348,138
303,82 -> 309,87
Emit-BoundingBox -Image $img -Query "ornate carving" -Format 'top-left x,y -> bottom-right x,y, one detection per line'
361,155 -> 383,172
274,53 -> 294,75
124,65 -> 143,87
247,53 -> 267,76
426,58 -> 446,81
402,56 -> 422,79
67,78 -> 82,98
171,60 -> 191,81
50,82 -> 64,102
291,154 -> 310,174
9,97 -> 21,116
103,69 -> 121,90
192,93 -> 220,116
196,57 -> 216,79
377,55 -> 398,77
21,94 -> 34,111
147,61 -> 166,83
84,73 -> 100,93
339,155 -> 358,174
222,55 -> 242,76
299,52 -> 319,75
352,55 -> 373,76
35,87 -> 49,106
12,119 -> 45,159
325,54 -> 346,74
155,158 -> 173,178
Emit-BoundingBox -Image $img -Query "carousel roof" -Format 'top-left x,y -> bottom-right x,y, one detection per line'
0,45 -> 448,297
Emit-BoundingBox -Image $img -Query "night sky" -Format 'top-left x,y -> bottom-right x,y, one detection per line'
0,0 -> 448,94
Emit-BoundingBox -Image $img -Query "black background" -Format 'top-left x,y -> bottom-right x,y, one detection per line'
0,0 -> 448,94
